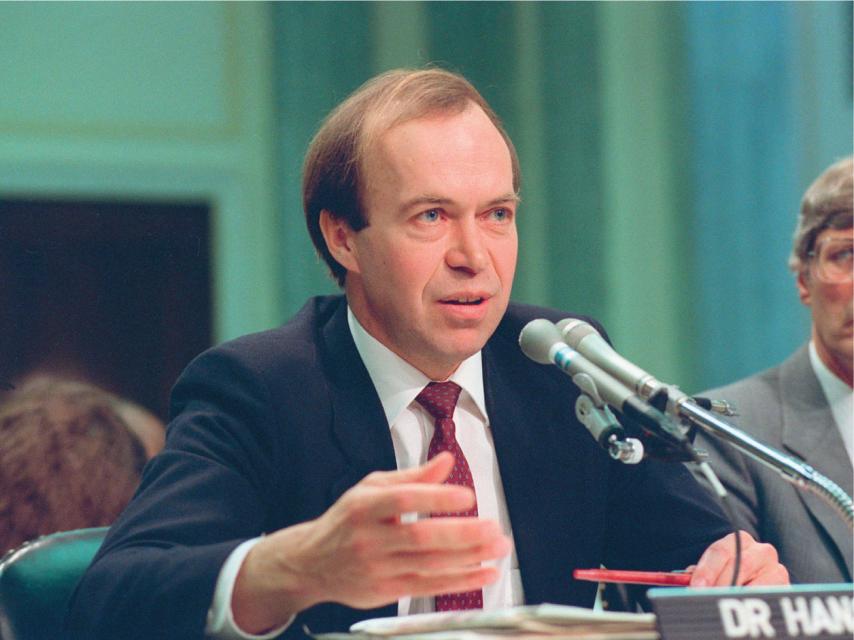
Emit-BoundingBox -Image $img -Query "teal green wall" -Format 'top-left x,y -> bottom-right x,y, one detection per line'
686,1 -> 853,388
273,1 -> 852,392
1,2 -> 850,394
0,3 -> 281,342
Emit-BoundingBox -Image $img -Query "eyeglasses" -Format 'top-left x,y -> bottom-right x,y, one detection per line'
807,237 -> 853,283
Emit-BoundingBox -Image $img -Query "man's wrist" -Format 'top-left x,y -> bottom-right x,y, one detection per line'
206,538 -> 294,639
230,523 -> 321,634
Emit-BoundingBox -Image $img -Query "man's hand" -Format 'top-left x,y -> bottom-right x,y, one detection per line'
231,452 -> 511,633
689,531 -> 789,587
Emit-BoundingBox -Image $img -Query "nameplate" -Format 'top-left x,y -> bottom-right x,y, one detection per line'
649,583 -> 853,640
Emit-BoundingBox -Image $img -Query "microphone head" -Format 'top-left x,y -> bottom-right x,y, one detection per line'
519,318 -> 564,364
557,318 -> 600,348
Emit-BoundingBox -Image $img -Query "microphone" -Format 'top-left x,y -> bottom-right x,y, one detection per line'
557,319 -> 727,419
557,319 -> 739,419
556,320 -> 854,528
519,319 -> 687,452
557,319 -> 668,401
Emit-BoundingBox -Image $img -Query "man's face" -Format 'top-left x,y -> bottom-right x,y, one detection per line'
324,104 -> 517,380
797,226 -> 854,385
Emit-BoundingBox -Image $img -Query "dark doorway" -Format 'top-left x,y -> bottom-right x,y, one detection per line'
0,199 -> 212,421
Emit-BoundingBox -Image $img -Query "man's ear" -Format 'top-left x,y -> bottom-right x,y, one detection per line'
319,209 -> 360,274
796,269 -> 812,306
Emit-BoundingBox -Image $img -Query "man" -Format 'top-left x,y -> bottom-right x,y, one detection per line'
68,68 -> 786,640
695,156 -> 853,584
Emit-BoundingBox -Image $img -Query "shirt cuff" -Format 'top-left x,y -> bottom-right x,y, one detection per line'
205,537 -> 296,639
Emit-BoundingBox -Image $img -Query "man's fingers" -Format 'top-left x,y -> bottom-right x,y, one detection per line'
743,562 -> 790,586
690,531 -> 788,587
386,534 -> 512,573
347,455 -> 470,520
354,483 -> 476,521
382,518 -> 510,554
730,535 -> 788,586
691,531 -> 748,586
331,518 -> 509,585
363,453 -> 455,487
382,565 -> 501,602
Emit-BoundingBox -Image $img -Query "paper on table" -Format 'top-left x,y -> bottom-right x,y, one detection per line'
345,604 -> 656,637
316,632 -> 655,640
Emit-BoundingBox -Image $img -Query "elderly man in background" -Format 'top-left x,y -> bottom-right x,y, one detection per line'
695,156 -> 853,584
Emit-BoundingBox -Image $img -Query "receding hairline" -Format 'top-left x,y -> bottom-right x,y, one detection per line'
350,68 -> 519,191
356,69 -> 482,135
356,97 -> 501,180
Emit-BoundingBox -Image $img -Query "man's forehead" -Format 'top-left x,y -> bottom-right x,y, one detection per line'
817,225 -> 853,239
368,103 -> 498,154
366,98 -> 477,140
363,107 -> 506,171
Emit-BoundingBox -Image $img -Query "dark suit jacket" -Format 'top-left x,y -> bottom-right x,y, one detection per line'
67,296 -> 730,639
694,345 -> 853,584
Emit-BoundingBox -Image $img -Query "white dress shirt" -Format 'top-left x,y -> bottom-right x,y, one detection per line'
346,308 -> 523,615
205,307 -> 523,638
808,341 -> 854,464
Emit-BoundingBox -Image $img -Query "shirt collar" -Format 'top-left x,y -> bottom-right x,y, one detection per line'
347,306 -> 488,428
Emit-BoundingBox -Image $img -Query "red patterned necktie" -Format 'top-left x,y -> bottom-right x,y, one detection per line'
416,381 -> 484,611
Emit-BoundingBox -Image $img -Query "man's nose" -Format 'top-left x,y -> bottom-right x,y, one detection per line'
446,219 -> 488,273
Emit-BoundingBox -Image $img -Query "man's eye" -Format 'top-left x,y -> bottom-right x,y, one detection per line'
418,209 -> 441,223
829,246 -> 853,265
489,208 -> 512,222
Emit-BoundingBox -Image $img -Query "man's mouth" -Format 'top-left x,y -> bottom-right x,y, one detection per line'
440,296 -> 486,305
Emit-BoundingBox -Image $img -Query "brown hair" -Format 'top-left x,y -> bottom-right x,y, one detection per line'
0,378 -> 148,553
789,156 -> 853,272
302,67 -> 521,285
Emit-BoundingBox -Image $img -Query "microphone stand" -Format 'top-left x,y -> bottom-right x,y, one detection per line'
575,374 -> 744,585
572,372 -> 644,465
557,317 -> 852,527
667,390 -> 854,529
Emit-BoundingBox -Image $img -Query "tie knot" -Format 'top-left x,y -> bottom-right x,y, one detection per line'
416,381 -> 462,421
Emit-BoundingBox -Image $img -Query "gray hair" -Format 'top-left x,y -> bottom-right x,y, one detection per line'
789,155 -> 853,272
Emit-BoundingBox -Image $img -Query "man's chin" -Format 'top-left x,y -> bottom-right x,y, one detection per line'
827,339 -> 853,379
436,330 -> 493,361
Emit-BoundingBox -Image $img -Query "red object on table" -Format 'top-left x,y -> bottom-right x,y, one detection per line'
573,568 -> 692,586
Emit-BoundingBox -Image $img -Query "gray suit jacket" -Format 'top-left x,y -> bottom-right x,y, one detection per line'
693,344 -> 853,584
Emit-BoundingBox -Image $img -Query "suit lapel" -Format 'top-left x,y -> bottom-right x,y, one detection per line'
320,298 -> 397,520
315,299 -> 398,624
483,333 -> 603,605
780,346 -> 853,579
319,299 -> 397,495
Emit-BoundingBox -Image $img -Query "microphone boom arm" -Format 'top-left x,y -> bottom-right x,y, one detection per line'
676,396 -> 854,528
558,318 -> 854,529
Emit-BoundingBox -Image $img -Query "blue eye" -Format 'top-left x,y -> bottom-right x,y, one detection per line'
490,208 -> 511,221
419,209 -> 441,223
